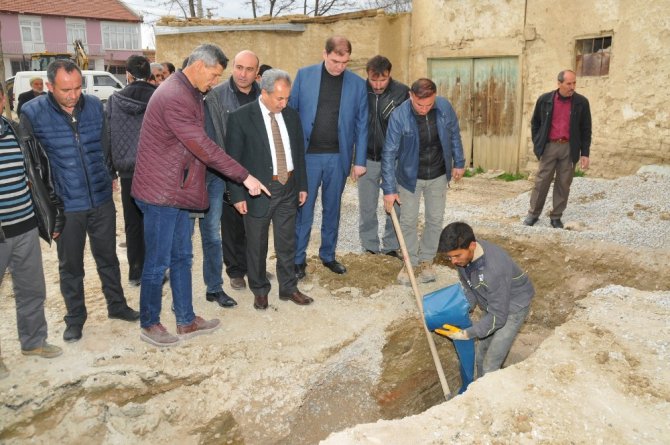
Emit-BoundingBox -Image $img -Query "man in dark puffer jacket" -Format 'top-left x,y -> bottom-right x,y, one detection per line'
20,60 -> 140,344
107,55 -> 156,287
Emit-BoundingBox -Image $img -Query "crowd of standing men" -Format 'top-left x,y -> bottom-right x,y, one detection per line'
0,34 -> 590,381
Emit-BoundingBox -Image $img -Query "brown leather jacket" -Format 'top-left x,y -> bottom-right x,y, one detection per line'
132,71 -> 248,210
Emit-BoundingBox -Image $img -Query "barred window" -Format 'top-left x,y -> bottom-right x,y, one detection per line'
575,36 -> 612,77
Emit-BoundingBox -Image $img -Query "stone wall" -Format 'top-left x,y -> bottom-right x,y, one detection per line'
155,11 -> 411,84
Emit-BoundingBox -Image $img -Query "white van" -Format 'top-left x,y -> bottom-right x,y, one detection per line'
12,70 -> 123,111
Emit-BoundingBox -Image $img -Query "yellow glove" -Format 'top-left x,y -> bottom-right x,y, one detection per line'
435,324 -> 469,340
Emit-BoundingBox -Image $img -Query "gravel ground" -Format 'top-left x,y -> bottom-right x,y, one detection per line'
324,168 -> 670,255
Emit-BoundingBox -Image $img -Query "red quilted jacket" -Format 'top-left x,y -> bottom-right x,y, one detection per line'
132,71 -> 248,210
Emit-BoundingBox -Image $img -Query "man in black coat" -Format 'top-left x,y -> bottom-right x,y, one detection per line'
524,69 -> 592,229
225,69 -> 312,310
16,77 -> 45,116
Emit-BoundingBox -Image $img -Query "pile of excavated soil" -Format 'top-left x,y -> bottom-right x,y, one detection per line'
1,170 -> 669,444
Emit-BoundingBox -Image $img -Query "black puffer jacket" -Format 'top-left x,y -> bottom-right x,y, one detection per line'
107,81 -> 156,178
366,78 -> 409,161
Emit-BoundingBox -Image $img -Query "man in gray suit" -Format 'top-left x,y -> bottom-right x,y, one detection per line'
225,69 -> 312,310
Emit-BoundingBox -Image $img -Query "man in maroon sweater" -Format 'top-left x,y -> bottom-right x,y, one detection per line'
132,44 -> 268,347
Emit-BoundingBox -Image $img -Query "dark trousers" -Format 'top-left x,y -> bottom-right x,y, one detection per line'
221,199 -> 247,278
244,176 -> 299,297
120,177 -> 144,281
56,200 -> 129,327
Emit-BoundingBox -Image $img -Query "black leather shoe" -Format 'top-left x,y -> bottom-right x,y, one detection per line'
295,263 -> 306,280
550,218 -> 564,229
322,260 -> 346,274
109,306 -> 140,321
254,294 -> 268,310
63,325 -> 83,343
206,290 -> 238,308
523,215 -> 539,226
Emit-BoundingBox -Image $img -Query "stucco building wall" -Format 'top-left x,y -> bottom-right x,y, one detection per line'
410,0 -> 670,177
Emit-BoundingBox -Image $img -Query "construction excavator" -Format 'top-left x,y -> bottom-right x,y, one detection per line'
29,39 -> 89,71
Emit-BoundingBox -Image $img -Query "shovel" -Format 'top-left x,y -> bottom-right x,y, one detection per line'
390,207 -> 451,400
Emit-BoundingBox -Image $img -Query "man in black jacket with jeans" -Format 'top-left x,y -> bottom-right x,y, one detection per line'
524,70 -> 591,229
358,55 -> 409,258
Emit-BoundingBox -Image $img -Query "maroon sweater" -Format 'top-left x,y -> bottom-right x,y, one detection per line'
132,71 -> 248,210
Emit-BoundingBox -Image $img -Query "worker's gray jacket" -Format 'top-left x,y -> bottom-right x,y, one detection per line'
457,240 -> 534,339
204,79 -> 260,147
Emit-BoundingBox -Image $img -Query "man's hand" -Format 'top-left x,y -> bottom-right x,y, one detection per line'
451,168 -> 465,182
233,201 -> 247,215
298,191 -> 307,206
383,194 -> 400,214
350,165 -> 367,182
52,232 -> 61,240
435,324 -> 469,340
112,178 -> 120,192
243,174 -> 271,197
580,156 -> 590,170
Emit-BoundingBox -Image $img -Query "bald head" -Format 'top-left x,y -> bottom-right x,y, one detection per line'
232,50 -> 260,93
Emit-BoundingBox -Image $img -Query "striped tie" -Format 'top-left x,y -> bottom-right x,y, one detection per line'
269,112 -> 288,184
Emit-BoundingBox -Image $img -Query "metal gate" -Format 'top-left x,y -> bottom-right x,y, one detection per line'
429,57 -> 520,172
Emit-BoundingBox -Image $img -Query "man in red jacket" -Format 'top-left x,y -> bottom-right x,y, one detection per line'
132,44 -> 268,347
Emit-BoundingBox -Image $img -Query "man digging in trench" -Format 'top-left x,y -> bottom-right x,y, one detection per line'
436,222 -> 534,377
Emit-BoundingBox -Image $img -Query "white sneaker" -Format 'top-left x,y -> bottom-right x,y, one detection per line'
418,262 -> 436,283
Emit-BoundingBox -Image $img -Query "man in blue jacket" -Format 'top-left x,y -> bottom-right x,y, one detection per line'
382,78 -> 465,285
289,36 -> 368,279
20,60 -> 139,343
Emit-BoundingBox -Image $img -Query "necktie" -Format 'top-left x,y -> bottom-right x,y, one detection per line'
269,112 -> 288,185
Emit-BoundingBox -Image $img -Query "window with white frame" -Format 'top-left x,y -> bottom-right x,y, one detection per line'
66,19 -> 88,52
19,16 -> 44,53
101,22 -> 140,50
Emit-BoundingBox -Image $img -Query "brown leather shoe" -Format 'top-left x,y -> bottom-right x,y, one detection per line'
279,290 -> 314,306
254,294 -> 268,310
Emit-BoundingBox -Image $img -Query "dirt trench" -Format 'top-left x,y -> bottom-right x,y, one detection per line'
2,229 -> 668,444
267,233 -> 670,444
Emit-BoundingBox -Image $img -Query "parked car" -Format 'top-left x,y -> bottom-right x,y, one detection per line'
11,70 -> 123,111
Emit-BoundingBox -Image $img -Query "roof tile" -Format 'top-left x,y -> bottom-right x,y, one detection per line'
0,0 -> 141,22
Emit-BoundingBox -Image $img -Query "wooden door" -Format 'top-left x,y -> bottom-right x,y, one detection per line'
429,57 -> 520,172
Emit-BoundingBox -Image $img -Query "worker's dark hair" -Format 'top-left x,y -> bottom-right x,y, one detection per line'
162,62 -> 176,74
366,55 -> 392,76
438,222 -> 476,252
325,36 -> 352,55
47,59 -> 81,84
258,64 -> 273,77
126,55 -> 151,81
410,78 -> 437,99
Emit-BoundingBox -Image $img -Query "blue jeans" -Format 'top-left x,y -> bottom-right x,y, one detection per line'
295,153 -> 346,264
476,305 -> 530,377
198,172 -> 225,293
136,200 -> 195,328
